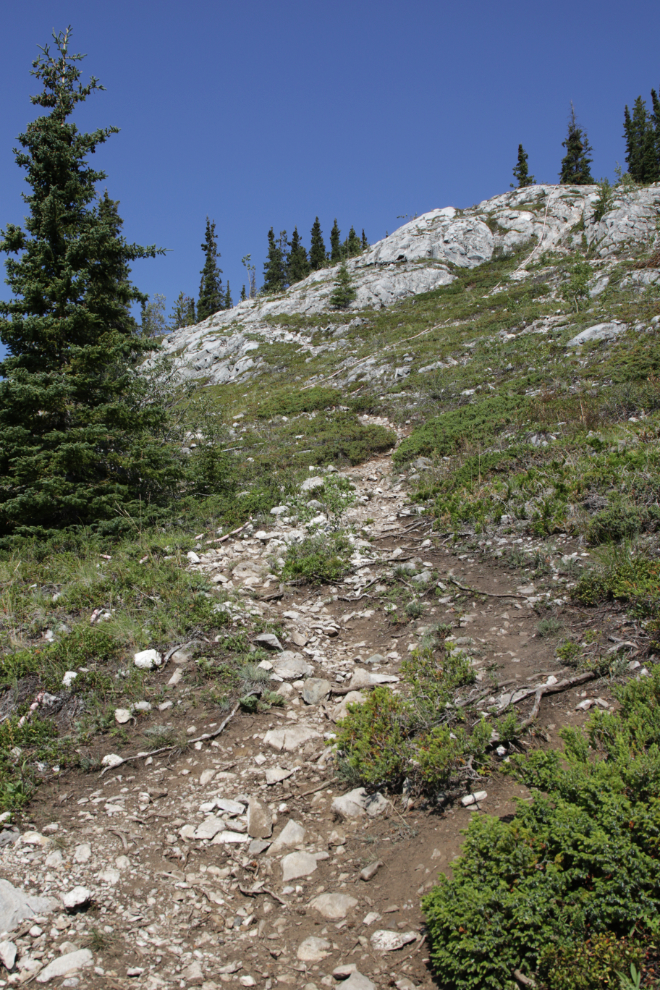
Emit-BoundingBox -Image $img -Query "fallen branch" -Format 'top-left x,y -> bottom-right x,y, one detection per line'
515,671 -> 597,730
100,701 -> 242,775
239,884 -> 288,906
108,828 -> 129,852
299,777 -> 336,798
216,519 -> 253,544
448,576 -> 526,600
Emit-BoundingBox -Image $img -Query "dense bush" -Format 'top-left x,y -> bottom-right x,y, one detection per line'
394,395 -> 526,463
280,532 -> 352,585
422,668 -> 660,989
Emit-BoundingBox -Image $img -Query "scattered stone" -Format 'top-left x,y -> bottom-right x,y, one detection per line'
365,653 -> 385,665
62,671 -> 77,688
301,678 -> 332,705
265,766 -> 295,785
115,855 -> 130,870
180,960 -> 204,985
332,788 -> 390,820
98,868 -> 121,885
360,860 -> 383,881
567,321 -> 626,347
333,964 -> 358,978
167,669 -> 182,687
343,974 -> 376,990
461,791 -> 487,807
133,648 -> 162,669
211,831 -> 249,845
61,887 -> 91,912
328,828 -> 346,847
247,839 -> 271,856
370,929 -> 418,951
0,880 -> 58,933
332,691 -> 365,720
348,669 -> 399,690
194,817 -> 227,840
0,940 -> 17,971
101,753 -> 123,768
114,708 -> 132,725
35,949 -> 93,983
254,633 -> 283,651
127,968 -> 145,977
22,832 -> 51,848
217,961 -> 242,975
45,850 -> 63,869
363,911 -> 382,926
134,701 -> 152,712
270,652 -> 314,680
300,476 -> 325,493
309,893 -> 357,920
263,725 -> 321,752
296,936 -> 331,962
289,630 -> 308,648
199,769 -> 215,786
282,851 -> 318,881
247,797 -> 273,839
215,798 -> 247,815
73,844 -> 91,864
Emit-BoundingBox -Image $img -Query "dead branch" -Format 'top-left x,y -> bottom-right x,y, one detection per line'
448,577 -> 526,600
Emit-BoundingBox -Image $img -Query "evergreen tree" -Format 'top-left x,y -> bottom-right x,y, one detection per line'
330,218 -> 342,262
141,293 -> 168,337
262,227 -> 287,292
197,218 -> 224,320
240,285 -> 247,302
287,226 -> 310,284
329,263 -> 356,309
0,28 -> 176,536
512,144 -> 534,187
361,229 -> 369,251
559,105 -> 594,185
170,292 -> 196,330
224,282 -> 232,309
344,226 -> 362,258
309,217 -> 327,270
623,95 -> 660,184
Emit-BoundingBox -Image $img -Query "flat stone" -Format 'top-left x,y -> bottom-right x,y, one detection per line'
0,940 -> 17,970
263,725 -> 321,752
199,769 -> 215,786
211,831 -> 249,845
363,911 -> 382,926
180,960 -> 204,985
73,844 -> 91,864
255,633 -> 283,651
194,817 -> 226,840
270,819 -> 305,853
36,949 -> 93,983
331,788 -> 390,820
343,974 -> 375,990
97,869 -> 120,884
270,652 -> 313,680
61,887 -> 91,912
0,881 -> 58,935
167,669 -> 182,687
333,964 -> 358,978
365,653 -> 385,664
348,669 -> 399,690
133,649 -> 162,670
289,630 -> 308,648
370,930 -> 417,952
567,321 -> 626,346
21,832 -> 51,847
296,936 -> 331,962
282,851 -> 318,881
360,861 -> 383,881
328,828 -> 346,847
247,839 -> 271,856
114,708 -> 132,724
301,476 -> 325,492
301,678 -> 332,705
215,798 -> 247,815
332,691 -> 365,721
187,551 -> 201,564
265,766 -> 295,785
308,893 -> 357,920
247,797 -> 272,839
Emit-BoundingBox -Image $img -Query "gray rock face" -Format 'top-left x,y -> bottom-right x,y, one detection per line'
566,321 -> 627,346
0,880 -> 58,934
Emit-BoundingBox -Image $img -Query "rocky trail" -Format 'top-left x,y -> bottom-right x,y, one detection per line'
0,440 -> 644,990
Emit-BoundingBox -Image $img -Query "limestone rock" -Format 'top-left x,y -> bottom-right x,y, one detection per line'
263,725 -> 321,752
0,880 -> 58,934
194,816 -> 227,840
61,887 -> 91,912
247,797 -> 272,839
73,844 -> 91,864
133,649 -> 162,670
301,476 -> 325,493
567,321 -> 627,347
35,949 -> 93,982
296,936 -> 331,962
270,651 -> 313,680
270,819 -> 305,853
180,960 -> 204,985
332,690 -> 365,721
370,929 -> 418,951
282,851 -> 318,881
0,940 -> 17,970
343,974 -> 376,990
332,788 -> 391,820
360,860 -> 383,881
308,893 -> 357,920
254,632 -> 283,651
265,766 -> 295,785
348,669 -> 399,690
301,678 -> 332,705
114,708 -> 132,724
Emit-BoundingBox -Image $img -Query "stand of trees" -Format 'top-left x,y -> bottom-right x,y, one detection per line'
262,217 -> 368,294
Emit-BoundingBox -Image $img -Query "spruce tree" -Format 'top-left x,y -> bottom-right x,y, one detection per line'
287,226 -> 310,284
240,285 -> 247,302
197,218 -> 224,320
330,219 -> 342,262
361,229 -> 369,251
170,292 -> 196,330
0,28 -> 176,536
623,95 -> 660,184
344,226 -> 362,258
309,217 -> 327,270
559,105 -> 594,185
512,144 -> 534,187
262,227 -> 287,292
329,263 -> 356,309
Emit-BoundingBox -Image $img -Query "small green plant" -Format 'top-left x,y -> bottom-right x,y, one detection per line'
562,256 -> 592,312
618,963 -> 643,990
537,617 -> 563,637
329,263 -> 357,309
592,177 -> 614,222
405,600 -> 424,620
280,532 -> 351,585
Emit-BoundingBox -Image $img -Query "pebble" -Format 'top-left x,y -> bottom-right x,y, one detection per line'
0,941 -> 17,971
270,819 -> 305,852
360,860 -> 383,882
370,929 -> 418,951
331,788 -> 390,819
308,893 -> 357,920
301,678 -> 332,705
247,797 -> 273,839
100,754 -> 123,768
263,725 -> 321,752
61,887 -> 91,912
97,869 -> 120,885
265,766 -> 295,785
343,974 -> 376,990
282,851 -> 318,881
114,708 -> 132,724
133,649 -> 162,670
296,936 -> 331,962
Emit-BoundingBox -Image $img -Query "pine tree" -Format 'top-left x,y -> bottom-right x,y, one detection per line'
309,217 -> 327,270
170,292 -> 196,330
197,218 -> 224,320
344,226 -> 362,258
240,285 -> 247,302
559,105 -> 594,185
330,218 -> 342,262
512,144 -> 534,187
0,28 -> 176,536
623,95 -> 660,184
287,226 -> 310,284
329,263 -> 356,309
263,227 -> 287,292
361,229 -> 369,251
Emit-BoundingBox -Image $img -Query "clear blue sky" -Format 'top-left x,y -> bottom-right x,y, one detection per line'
1,0 -> 659,350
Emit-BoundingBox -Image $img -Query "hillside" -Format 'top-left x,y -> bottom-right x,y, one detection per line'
2,180 -> 660,990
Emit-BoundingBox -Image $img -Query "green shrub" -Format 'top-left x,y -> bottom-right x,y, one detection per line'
574,545 -> 660,617
281,532 -> 351,585
395,395 -> 526,463
586,504 -> 660,546
334,687 -> 411,789
421,668 -> 660,990
256,387 -> 343,418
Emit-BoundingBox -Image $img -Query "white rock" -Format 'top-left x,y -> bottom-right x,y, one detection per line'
114,708 -> 132,724
301,476 -> 325,493
211,831 -> 249,845
97,869 -> 120,885
36,949 -> 93,983
296,936 -> 331,962
180,960 -> 203,984
348,669 -> 399,690
461,791 -> 487,807
101,753 -> 123,768
309,893 -> 357,920
566,321 -> 626,347
254,632 -> 283,651
61,887 -> 91,911
199,769 -> 215,786
343,973 -> 376,990
215,798 -> 247,815
0,940 -> 17,971
265,766 -> 295,785
133,649 -> 162,670
186,551 -> 201,564
370,929 -> 418,951
270,819 -> 305,853
167,669 -> 183,686
282,851 -> 318,881
133,700 -> 152,711
270,652 -> 314,680
263,725 -> 321,752
0,880 -> 58,934
73,844 -> 91,864
194,816 -> 226,840
363,911 -> 382,926
115,855 -> 130,870
44,850 -> 63,869
21,832 -> 51,847
62,671 -> 77,688
331,788 -> 391,820
247,797 -> 272,839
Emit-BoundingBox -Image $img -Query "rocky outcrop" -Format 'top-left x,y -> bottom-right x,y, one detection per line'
150,183 -> 660,386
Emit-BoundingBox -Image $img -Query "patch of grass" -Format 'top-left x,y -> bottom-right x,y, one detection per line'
255,386 -> 343,418
281,532 -> 352,585
537,617 -> 563,637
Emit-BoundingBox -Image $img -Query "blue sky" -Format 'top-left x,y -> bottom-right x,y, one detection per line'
1,0 -> 659,353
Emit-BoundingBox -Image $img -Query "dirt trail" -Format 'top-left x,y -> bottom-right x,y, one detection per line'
1,448 -> 640,990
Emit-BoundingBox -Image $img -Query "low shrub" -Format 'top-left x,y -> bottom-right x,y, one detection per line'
281,532 -> 352,585
256,386 -> 343,418
394,395 -> 526,463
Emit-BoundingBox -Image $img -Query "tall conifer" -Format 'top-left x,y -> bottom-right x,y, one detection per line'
624,95 -> 660,184
559,105 -> 594,185
344,226 -> 362,258
361,229 -> 368,251
170,292 -> 196,330
224,282 -> 232,309
309,217 -> 326,270
330,219 -> 342,262
263,227 -> 287,292
512,144 -> 534,187
0,28 -> 176,535
287,227 -> 310,284
197,218 -> 224,320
